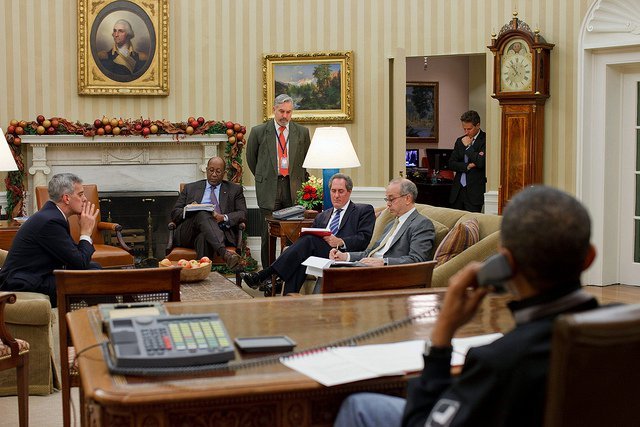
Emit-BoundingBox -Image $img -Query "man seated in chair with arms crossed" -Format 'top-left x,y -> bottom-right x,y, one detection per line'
241,173 -> 375,295
170,156 -> 247,269
330,178 -> 435,267
334,186 -> 600,427
0,173 -> 100,307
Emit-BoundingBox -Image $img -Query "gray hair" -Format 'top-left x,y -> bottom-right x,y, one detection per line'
389,177 -> 418,202
114,19 -> 134,39
501,185 -> 591,289
48,173 -> 83,202
274,94 -> 294,107
329,173 -> 353,191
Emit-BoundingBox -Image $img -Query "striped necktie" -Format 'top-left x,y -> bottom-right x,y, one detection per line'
329,208 -> 342,235
369,218 -> 400,255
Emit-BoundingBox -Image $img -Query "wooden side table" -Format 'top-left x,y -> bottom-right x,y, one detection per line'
0,220 -> 21,250
264,216 -> 315,296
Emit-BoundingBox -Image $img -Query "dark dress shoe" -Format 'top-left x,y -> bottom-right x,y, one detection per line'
240,272 -> 261,289
223,250 -> 241,269
262,279 -> 283,297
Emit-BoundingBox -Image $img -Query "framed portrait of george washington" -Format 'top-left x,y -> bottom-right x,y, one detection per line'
78,0 -> 169,95
263,51 -> 354,123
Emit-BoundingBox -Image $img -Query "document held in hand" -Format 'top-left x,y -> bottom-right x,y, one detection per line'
183,203 -> 215,219
302,256 -> 364,277
300,228 -> 332,237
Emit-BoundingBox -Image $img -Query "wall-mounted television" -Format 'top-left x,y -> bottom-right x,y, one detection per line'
405,149 -> 419,167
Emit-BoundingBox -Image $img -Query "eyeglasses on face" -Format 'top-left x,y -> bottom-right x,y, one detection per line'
206,168 -> 224,175
384,193 -> 407,203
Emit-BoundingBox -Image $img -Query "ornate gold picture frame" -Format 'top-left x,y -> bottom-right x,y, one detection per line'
263,51 -> 354,123
78,0 -> 169,95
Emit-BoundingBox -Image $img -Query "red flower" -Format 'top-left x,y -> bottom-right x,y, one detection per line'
303,193 -> 311,200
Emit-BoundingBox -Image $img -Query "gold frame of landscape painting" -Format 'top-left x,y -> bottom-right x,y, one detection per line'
77,0 -> 169,95
263,51 -> 354,123
406,82 -> 439,144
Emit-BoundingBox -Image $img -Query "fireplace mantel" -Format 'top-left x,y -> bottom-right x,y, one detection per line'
21,134 -> 227,214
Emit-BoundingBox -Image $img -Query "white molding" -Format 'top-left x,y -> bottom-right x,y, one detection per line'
484,191 -> 499,215
242,186 -> 386,210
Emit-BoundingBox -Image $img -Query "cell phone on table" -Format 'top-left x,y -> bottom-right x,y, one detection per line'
476,254 -> 512,293
234,335 -> 296,353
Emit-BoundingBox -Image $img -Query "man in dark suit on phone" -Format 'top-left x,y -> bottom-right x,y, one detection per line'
246,94 -> 311,269
334,186 -> 599,427
169,156 -> 247,269
0,173 -> 100,307
241,173 -> 375,295
448,110 -> 486,212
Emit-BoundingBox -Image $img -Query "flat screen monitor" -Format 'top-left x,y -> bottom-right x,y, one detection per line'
405,149 -> 419,167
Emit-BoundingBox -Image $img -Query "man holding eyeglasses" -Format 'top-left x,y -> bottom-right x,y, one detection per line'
169,156 -> 247,269
330,178 -> 435,266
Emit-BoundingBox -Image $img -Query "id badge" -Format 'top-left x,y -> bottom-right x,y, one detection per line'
280,156 -> 288,169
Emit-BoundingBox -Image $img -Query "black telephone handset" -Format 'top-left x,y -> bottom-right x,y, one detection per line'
476,253 -> 513,294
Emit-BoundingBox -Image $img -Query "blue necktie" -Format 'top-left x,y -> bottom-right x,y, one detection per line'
460,141 -> 473,187
329,208 -> 342,235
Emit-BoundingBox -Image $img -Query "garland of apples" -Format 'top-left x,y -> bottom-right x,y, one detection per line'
3,115 -> 246,219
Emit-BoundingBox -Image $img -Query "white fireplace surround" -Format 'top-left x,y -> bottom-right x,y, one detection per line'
21,134 -> 227,214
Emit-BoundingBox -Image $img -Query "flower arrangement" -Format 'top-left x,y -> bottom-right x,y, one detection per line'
296,175 -> 323,210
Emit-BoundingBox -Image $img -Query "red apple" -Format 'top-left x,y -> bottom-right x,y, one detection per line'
13,137 -> 21,146
15,126 -> 24,135
36,115 -> 45,124
150,124 -> 158,134
36,125 -> 45,135
50,119 -> 59,128
197,117 -> 205,125
226,128 -> 234,136
236,132 -> 244,141
187,116 -> 195,124
94,119 -> 103,128
118,119 -> 124,127
199,256 -> 211,263
241,126 -> 246,134
233,123 -> 241,132
190,120 -> 199,128
142,119 -> 151,127
134,123 -> 143,132
104,124 -> 112,134
7,125 -> 15,134
96,127 -> 105,136
225,121 -> 234,129
47,126 -> 55,135
142,127 -> 151,136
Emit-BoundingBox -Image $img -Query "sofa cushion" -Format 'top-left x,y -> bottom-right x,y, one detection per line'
434,217 -> 480,267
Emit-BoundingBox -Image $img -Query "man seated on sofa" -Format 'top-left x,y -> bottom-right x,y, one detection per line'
241,173 -> 375,295
333,185 -> 599,427
330,178 -> 435,266
0,173 -> 100,307
169,156 -> 247,269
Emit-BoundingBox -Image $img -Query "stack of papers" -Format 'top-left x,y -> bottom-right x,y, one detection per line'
280,333 -> 503,386
183,203 -> 214,219
302,256 -> 364,277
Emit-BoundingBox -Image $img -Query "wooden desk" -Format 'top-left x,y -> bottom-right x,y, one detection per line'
265,215 -> 315,296
0,220 -> 21,250
67,289 -> 515,427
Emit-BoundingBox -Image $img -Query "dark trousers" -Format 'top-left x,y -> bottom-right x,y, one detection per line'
175,211 -> 228,259
451,186 -> 483,213
259,176 -> 293,268
271,234 -> 332,294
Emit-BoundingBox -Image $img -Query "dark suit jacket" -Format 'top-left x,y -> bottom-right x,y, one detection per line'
246,119 -> 311,210
448,129 -> 487,206
310,202 -> 376,251
170,179 -> 247,246
0,200 -> 95,301
349,209 -> 435,265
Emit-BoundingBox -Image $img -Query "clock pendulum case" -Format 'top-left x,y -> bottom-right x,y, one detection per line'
488,13 -> 554,213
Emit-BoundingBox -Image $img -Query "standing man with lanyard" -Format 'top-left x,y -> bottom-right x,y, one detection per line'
448,110 -> 486,212
247,94 -> 311,269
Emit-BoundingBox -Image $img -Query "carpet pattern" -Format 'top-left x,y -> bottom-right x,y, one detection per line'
180,272 -> 252,301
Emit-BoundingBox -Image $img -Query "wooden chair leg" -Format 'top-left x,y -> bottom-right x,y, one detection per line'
61,370 -> 71,427
17,353 -> 29,427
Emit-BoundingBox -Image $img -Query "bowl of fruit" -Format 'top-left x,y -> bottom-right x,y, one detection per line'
159,257 -> 211,282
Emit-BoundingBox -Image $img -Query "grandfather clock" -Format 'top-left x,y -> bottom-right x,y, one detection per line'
488,13 -> 554,213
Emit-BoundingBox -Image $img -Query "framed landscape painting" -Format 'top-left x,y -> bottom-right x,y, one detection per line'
263,51 -> 354,123
78,0 -> 169,95
406,82 -> 438,143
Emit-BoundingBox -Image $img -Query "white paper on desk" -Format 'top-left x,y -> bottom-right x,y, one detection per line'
280,340 -> 426,387
302,256 -> 333,278
451,333 -> 503,366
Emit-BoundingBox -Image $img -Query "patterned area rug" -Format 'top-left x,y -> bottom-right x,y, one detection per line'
180,272 -> 252,301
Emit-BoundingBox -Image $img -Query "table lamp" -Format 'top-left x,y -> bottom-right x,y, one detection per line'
302,127 -> 360,209
0,129 -> 19,219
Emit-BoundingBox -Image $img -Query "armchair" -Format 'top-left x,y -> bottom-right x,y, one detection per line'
55,266 -> 181,427
165,183 -> 246,287
0,292 -> 29,427
35,184 -> 134,268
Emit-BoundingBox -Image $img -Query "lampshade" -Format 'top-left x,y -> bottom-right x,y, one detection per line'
0,129 -> 18,172
302,127 -> 360,169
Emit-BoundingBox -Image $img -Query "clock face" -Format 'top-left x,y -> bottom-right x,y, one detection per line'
500,38 -> 533,92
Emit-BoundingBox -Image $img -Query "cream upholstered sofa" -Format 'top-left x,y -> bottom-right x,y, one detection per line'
0,249 -> 59,395
372,204 -> 502,288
